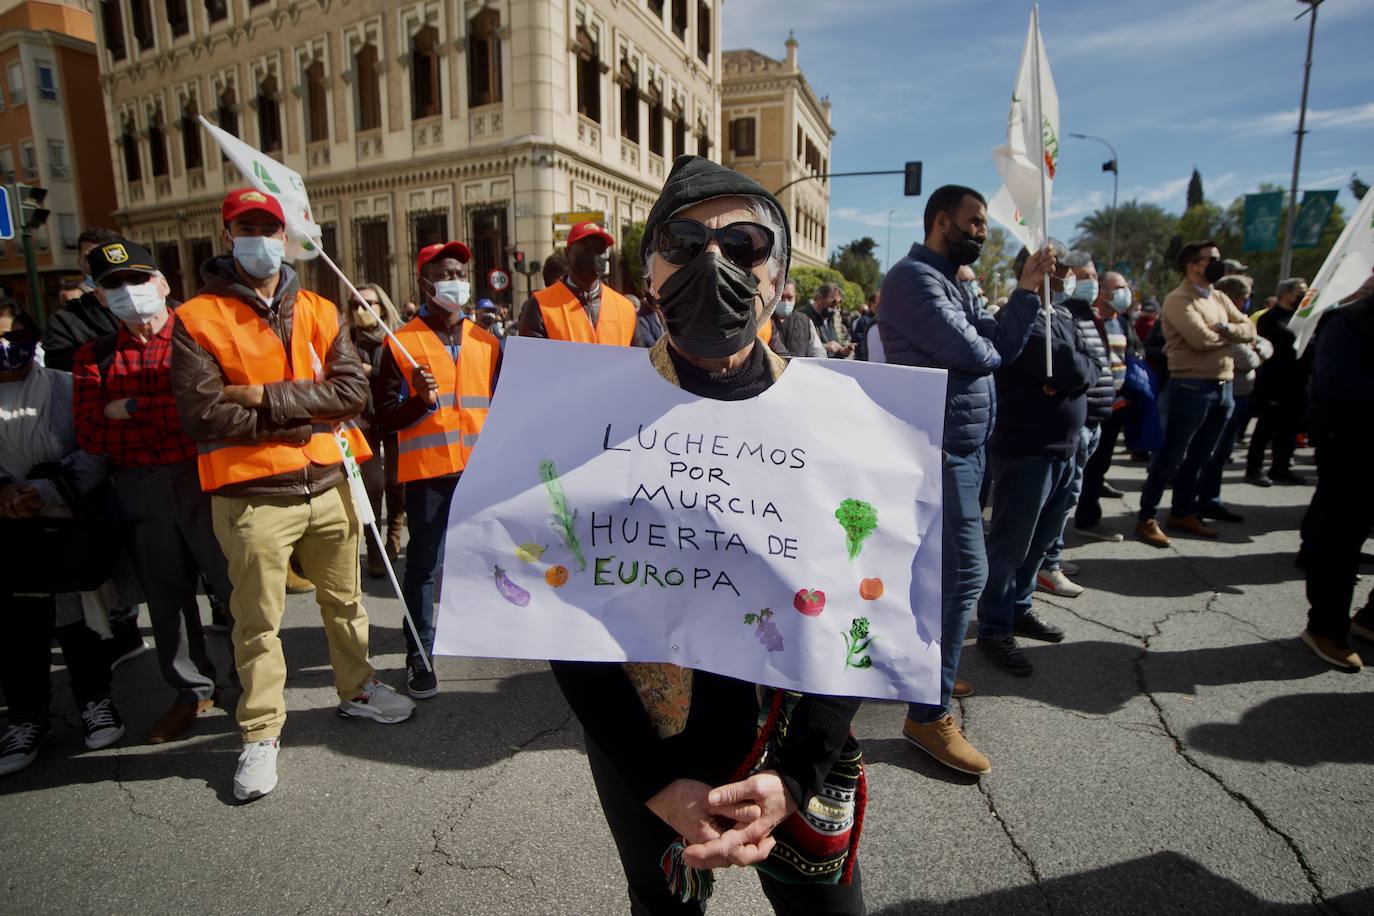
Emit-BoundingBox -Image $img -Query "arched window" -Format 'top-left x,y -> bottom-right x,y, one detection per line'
354,42 -> 382,131
257,74 -> 281,152
574,25 -> 599,123
618,59 -> 638,143
304,58 -> 328,143
122,117 -> 142,183
181,96 -> 203,170
410,25 -> 441,119
646,81 -> 664,157
467,9 -> 502,108
149,110 -> 168,177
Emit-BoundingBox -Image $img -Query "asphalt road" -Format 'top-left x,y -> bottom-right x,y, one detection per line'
2,450 -> 1371,915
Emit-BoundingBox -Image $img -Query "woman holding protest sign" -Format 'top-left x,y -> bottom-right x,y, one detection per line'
550,156 -> 865,916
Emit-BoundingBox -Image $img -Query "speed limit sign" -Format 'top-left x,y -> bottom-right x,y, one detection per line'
488,268 -> 511,292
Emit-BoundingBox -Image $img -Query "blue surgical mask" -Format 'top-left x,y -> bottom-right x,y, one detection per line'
429,279 -> 471,312
775,298 -> 795,318
1075,278 -> 1099,305
1110,287 -> 1132,313
105,279 -> 167,323
232,235 -> 286,279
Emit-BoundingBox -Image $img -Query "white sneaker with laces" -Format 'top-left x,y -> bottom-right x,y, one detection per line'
338,678 -> 416,724
234,738 -> 280,801
1036,569 -> 1085,598
0,722 -> 50,776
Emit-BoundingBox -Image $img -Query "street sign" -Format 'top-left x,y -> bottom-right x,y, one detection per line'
488,268 -> 511,292
0,187 -> 13,241
552,210 -> 606,245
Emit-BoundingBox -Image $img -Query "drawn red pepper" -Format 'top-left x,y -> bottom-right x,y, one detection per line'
793,588 -> 826,617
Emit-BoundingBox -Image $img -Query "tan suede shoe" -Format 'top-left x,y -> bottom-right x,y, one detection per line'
1166,513 -> 1218,539
1135,518 -> 1171,548
902,714 -> 990,776
148,697 -> 216,744
952,678 -> 974,699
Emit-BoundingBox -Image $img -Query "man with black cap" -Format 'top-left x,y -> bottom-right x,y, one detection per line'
374,240 -> 501,699
172,189 -> 414,802
40,228 -> 124,372
550,155 -> 865,914
517,221 -> 643,346
73,239 -> 232,744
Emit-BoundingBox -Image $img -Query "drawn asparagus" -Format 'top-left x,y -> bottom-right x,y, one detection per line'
539,459 -> 586,571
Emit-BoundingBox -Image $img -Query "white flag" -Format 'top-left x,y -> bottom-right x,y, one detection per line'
1290,190 -> 1374,356
990,6 -> 1060,248
198,116 -> 322,262
989,185 -> 1034,252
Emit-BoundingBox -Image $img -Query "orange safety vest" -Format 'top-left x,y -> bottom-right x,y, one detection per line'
177,289 -> 373,492
534,281 -> 636,346
387,317 -> 500,483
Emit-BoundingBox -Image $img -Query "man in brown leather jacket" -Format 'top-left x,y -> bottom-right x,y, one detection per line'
172,189 -> 415,803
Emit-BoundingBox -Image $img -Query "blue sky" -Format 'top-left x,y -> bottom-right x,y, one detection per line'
722,0 -> 1374,267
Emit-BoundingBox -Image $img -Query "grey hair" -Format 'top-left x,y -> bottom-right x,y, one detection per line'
645,195 -> 790,314
1215,275 -> 1253,301
1277,277 -> 1307,299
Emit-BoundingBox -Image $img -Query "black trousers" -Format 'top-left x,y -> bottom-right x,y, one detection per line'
584,739 -> 864,916
1075,408 -> 1126,529
1247,396 -> 1304,475
1301,435 -> 1374,640
0,594 -> 112,726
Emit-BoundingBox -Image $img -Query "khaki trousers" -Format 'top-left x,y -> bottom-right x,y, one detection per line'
211,483 -> 373,742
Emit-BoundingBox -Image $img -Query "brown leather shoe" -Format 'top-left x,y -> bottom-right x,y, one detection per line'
1301,630 -> 1363,671
902,714 -> 990,775
952,678 -> 974,699
366,551 -> 386,579
148,697 -> 216,744
386,513 -> 405,561
1166,513 -> 1219,538
285,568 -> 315,594
1135,518 -> 1171,548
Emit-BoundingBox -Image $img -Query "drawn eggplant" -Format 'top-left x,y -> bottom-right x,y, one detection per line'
493,565 -> 531,607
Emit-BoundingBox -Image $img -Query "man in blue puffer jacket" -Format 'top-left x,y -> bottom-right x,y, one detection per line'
879,184 -> 1056,776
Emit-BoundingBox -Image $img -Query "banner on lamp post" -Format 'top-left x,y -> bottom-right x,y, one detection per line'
1289,189 -> 1374,356
1291,189 -> 1339,249
1242,191 -> 1284,253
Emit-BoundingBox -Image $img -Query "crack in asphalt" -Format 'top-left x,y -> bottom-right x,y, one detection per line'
110,749 -> 185,831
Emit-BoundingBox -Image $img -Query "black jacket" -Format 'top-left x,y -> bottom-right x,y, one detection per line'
1254,307 -> 1309,405
41,292 -> 120,371
990,303 -> 1099,460
1063,297 -> 1115,427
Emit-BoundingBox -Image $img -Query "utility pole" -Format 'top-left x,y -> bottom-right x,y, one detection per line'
1068,133 -> 1119,267
1280,0 -> 1322,280
885,208 -> 896,273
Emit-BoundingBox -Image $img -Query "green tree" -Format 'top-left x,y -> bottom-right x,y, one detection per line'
1187,168 -> 1205,210
828,237 -> 883,296
1073,201 -> 1180,299
619,221 -> 647,294
789,265 -> 863,318
974,227 -> 1019,301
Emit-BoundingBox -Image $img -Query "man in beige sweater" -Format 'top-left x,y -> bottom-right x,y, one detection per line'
1135,240 -> 1256,548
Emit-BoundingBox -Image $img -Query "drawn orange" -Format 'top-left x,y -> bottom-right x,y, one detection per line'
859,578 -> 884,601
545,565 -> 570,588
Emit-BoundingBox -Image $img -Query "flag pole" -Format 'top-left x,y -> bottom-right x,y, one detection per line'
1030,4 -> 1053,377
314,247 -> 421,371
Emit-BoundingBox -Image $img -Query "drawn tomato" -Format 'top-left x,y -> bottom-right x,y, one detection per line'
793,588 -> 826,617
545,565 -> 570,588
859,578 -> 884,601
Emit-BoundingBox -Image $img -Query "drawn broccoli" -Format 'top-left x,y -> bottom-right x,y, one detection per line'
835,498 -> 878,562
843,617 -> 873,671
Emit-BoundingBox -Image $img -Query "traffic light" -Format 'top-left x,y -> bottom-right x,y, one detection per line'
513,250 -> 526,272
18,184 -> 49,229
1102,159 -> 1118,175
903,161 -> 922,197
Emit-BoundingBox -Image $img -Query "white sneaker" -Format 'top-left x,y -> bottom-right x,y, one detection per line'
234,738 -> 280,802
1075,524 -> 1125,543
1036,569 -> 1085,598
338,678 -> 416,724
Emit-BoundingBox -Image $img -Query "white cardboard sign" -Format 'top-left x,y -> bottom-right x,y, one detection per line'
434,339 -> 947,703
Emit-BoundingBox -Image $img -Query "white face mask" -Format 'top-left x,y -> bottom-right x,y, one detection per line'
105,279 -> 167,323
1052,271 -> 1076,304
430,279 -> 471,312
775,298 -> 796,318
231,235 -> 286,279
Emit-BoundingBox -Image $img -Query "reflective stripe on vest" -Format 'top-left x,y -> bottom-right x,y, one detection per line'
387,317 -> 499,483
177,289 -> 373,492
533,281 -> 636,346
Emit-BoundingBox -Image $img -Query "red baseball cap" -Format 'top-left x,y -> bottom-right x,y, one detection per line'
416,241 -> 473,273
567,221 -> 615,248
222,188 -> 285,225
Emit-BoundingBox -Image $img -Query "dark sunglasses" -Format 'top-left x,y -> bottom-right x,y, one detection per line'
654,219 -> 774,271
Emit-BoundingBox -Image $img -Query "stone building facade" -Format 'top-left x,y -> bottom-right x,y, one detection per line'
720,35 -> 832,270
95,0 -> 721,305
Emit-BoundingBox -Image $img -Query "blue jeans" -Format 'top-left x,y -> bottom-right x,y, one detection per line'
401,474 -> 460,667
1138,379 -> 1234,521
1198,393 -> 1248,507
908,448 -> 987,724
979,454 -> 1077,637
1042,423 -> 1101,571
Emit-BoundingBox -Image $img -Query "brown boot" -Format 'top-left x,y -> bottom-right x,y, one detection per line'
902,714 -> 990,775
386,512 -> 405,562
1301,630 -> 1363,671
148,697 -> 216,744
952,678 -> 974,699
366,549 -> 386,579
285,568 -> 315,594
1166,513 -> 1218,539
1135,518 -> 1171,548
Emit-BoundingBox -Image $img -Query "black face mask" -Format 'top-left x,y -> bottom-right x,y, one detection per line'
1203,259 -> 1226,285
658,252 -> 762,359
571,249 -> 609,280
944,222 -> 984,266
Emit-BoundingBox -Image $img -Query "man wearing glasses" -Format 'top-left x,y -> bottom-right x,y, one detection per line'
1134,239 -> 1255,548
518,222 -> 644,347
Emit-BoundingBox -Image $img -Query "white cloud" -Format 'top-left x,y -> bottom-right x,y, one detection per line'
1060,0 -> 1360,56
1247,102 -> 1374,134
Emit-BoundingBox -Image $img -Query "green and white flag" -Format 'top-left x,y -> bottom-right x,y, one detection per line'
1290,189 -> 1374,356
990,5 -> 1059,250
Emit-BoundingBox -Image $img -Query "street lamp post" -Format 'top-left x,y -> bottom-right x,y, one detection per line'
1280,0 -> 1323,280
885,208 -> 897,272
1068,133 -> 1119,268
